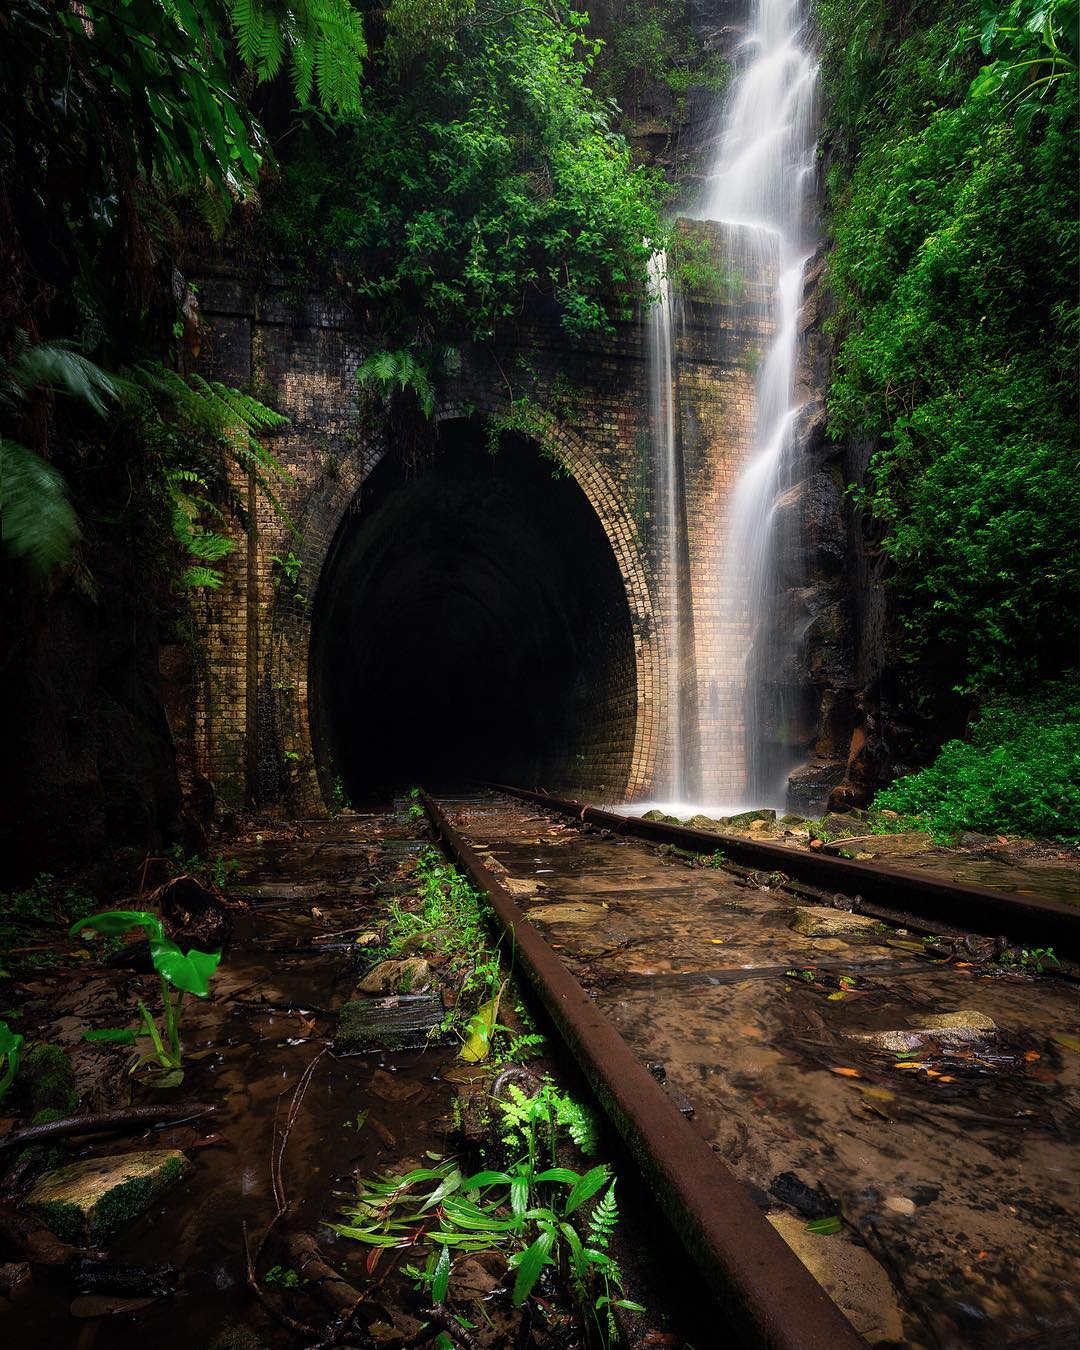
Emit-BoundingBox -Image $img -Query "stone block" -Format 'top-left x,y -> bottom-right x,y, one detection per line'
28,1150 -> 187,1243
790,906 -> 884,938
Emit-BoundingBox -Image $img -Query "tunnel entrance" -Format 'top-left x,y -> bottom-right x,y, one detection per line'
310,420 -> 638,804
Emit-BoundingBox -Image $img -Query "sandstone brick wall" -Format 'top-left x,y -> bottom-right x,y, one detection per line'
194,221 -> 766,814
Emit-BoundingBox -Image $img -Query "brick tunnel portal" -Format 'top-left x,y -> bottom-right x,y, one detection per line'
310,420 -> 638,803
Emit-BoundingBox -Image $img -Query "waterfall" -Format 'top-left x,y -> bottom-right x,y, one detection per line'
645,0 -> 818,811
646,250 -> 686,802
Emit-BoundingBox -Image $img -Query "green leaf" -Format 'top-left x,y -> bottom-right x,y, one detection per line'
460,1170 -> 511,1190
511,1229 -> 555,1305
0,1020 -> 25,1102
805,1216 -> 842,1235
149,940 -> 221,996
564,1164 -> 611,1215
83,1028 -> 138,1045
432,1244 -> 452,1303
70,910 -> 165,942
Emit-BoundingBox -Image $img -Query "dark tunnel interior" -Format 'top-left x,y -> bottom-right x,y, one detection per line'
309,421 -> 638,805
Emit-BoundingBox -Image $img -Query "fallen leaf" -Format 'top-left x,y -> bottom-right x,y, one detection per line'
830,1066 -> 861,1078
862,1086 -> 895,1101
1052,1032 -> 1080,1054
805,1216 -> 841,1235
1024,1050 -> 1041,1062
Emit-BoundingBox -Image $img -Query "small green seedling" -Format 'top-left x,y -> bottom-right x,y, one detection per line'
71,910 -> 221,1083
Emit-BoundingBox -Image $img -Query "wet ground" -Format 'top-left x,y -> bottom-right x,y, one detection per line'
442,792 -> 1080,1348
3,814 -> 465,1347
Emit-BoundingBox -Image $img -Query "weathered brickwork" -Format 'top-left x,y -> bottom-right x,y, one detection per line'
194,220 -> 769,814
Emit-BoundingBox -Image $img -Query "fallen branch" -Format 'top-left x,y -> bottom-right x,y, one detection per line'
0,1103 -> 218,1151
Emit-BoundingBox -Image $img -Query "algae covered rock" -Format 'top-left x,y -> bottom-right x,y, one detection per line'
356,957 -> 432,994
28,1149 -> 186,1243
790,906 -> 884,938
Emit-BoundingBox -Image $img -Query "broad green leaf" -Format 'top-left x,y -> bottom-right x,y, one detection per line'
564,1164 -> 611,1215
511,1229 -> 555,1305
149,939 -> 221,995
0,1020 -> 25,1101
431,1244 -> 452,1303
70,910 -> 164,942
460,1170 -> 511,1190
534,1168 -> 581,1185
418,1166 -> 463,1212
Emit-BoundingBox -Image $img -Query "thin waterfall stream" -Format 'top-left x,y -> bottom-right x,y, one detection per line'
645,0 -> 819,813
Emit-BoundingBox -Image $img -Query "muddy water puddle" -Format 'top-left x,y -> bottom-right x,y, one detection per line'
450,794 -> 1080,1347
5,815 -> 459,1349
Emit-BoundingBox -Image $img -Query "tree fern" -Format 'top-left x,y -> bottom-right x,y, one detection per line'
0,438 -> 80,574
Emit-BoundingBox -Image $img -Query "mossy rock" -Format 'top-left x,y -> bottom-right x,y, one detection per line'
208,1322 -> 267,1350
22,1043 -> 77,1114
725,809 -> 777,828
28,1149 -> 187,1243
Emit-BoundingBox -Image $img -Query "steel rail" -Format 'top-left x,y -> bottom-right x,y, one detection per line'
420,789 -> 865,1350
489,783 -> 1080,960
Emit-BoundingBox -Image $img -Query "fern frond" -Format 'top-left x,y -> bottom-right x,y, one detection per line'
5,337 -> 128,417
0,437 -> 80,574
181,564 -> 226,589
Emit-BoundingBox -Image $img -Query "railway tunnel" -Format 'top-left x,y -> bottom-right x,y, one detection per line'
310,418 -> 639,803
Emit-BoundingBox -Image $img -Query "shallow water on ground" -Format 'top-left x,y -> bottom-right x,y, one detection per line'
448,793 -> 1080,1347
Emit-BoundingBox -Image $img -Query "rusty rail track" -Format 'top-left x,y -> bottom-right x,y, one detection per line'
420,788 -> 865,1350
489,783 -> 1080,962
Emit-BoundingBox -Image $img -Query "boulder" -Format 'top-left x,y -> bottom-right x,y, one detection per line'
28,1150 -> 186,1244
790,907 -> 884,939
356,957 -> 432,994
823,832 -> 932,859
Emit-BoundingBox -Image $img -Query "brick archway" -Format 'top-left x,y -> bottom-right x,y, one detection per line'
268,399 -> 665,813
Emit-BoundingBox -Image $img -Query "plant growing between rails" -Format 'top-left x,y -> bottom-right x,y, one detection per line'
71,911 -> 221,1085
335,1080 -> 640,1345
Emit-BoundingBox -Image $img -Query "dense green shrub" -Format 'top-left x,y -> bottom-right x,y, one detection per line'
875,682 -> 1080,842
262,6 -> 664,342
818,0 -> 1079,695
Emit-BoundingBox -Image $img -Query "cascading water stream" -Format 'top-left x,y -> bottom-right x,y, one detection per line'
645,0 -> 818,810
646,250 -> 686,802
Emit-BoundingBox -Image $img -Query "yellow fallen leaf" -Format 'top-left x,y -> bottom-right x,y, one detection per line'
830,1066 -> 861,1078
861,1086 -> 895,1102
1052,1032 -> 1080,1054
710,938 -> 726,945
458,985 -> 504,1064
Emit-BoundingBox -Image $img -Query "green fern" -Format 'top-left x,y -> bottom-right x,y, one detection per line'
1,331 -> 128,418
0,437 -> 80,574
357,347 -> 436,418
181,564 -> 226,589
586,1181 -> 619,1251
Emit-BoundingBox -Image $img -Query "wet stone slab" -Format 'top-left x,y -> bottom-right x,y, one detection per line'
334,992 -> 446,1054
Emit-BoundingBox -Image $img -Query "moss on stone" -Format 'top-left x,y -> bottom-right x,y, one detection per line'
23,1043 -> 76,1114
28,1149 -> 187,1243
208,1323 -> 267,1350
